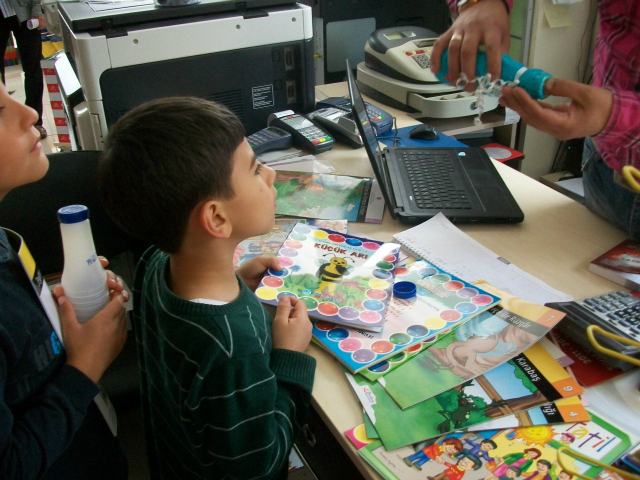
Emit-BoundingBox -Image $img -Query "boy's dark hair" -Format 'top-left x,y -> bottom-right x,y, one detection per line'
459,453 -> 483,470
98,97 -> 245,253
481,439 -> 497,449
507,466 -> 521,476
537,459 -> 552,469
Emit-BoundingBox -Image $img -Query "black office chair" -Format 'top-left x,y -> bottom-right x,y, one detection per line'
0,150 -> 147,276
0,150 -> 148,407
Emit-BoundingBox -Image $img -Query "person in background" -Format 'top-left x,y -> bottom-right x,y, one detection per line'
432,0 -> 640,240
0,83 -> 128,477
0,0 -> 47,138
98,97 -> 316,479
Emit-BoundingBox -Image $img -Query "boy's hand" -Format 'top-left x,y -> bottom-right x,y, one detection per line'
53,285 -> 128,384
499,78 -> 614,141
236,256 -> 281,291
99,256 -> 129,299
271,297 -> 312,353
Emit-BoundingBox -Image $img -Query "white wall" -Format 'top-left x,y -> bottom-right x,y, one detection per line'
519,0 -> 597,180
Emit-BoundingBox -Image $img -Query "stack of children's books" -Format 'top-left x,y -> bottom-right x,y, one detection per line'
247,209 -> 636,480
321,217 -> 638,480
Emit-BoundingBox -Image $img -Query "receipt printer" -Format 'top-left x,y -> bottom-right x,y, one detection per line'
58,0 -> 315,150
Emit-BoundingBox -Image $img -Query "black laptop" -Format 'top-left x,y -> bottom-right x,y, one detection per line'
346,60 -> 524,224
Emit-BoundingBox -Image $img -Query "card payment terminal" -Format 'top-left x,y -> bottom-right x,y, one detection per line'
306,107 -> 362,148
364,26 -> 440,84
315,97 -> 393,136
268,112 -> 335,154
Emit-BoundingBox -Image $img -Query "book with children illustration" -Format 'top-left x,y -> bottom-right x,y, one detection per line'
274,171 -> 385,223
347,342 -> 584,450
358,397 -> 590,443
233,219 -> 348,267
312,260 -> 500,373
378,283 -> 566,406
357,413 -> 631,480
255,223 -> 400,332
360,397 -> 591,445
467,396 -> 591,433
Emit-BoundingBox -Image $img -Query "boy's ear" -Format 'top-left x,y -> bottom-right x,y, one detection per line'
198,200 -> 232,239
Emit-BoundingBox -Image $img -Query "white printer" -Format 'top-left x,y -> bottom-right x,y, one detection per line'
57,0 -> 315,150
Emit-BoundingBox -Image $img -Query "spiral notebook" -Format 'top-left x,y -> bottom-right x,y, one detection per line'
392,214 -> 573,305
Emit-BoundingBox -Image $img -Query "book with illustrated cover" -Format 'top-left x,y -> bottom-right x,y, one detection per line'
255,223 -> 400,332
360,396 -> 591,441
589,239 -> 640,290
357,413 -> 631,480
378,283 -> 565,406
347,342 -> 584,450
274,171 -> 385,223
312,260 -> 500,373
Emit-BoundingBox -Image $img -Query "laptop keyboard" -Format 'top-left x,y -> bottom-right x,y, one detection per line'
401,150 -> 472,210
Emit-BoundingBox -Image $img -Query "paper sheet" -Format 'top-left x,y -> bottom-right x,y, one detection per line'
393,213 -> 572,304
269,155 -> 336,173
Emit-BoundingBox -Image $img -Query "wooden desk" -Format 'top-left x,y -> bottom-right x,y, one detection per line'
304,85 -> 629,479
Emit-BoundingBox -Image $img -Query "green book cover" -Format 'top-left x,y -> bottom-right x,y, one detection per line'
347,343 -> 584,450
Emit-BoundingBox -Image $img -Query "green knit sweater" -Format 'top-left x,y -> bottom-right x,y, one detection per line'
132,247 -> 316,479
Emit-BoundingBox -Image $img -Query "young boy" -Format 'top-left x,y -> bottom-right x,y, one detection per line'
0,82 -> 128,476
98,97 -> 316,479
404,437 -> 464,470
499,466 -> 522,480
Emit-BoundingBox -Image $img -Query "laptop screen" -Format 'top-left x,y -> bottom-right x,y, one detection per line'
346,60 -> 396,212
346,61 -> 381,156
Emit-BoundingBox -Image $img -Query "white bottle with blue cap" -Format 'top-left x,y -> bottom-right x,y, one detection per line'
58,205 -> 109,323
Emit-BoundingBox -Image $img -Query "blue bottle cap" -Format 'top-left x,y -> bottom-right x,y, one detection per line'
393,281 -> 417,299
58,205 -> 90,224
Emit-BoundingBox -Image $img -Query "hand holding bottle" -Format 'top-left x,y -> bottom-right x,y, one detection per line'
54,283 -> 127,384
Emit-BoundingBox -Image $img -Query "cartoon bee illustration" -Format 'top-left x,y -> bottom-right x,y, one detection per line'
315,254 -> 355,294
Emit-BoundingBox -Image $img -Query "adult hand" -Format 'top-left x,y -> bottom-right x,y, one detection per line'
431,0 -> 510,91
53,286 -> 127,384
236,256 -> 281,291
498,78 -> 614,141
271,297 -> 312,353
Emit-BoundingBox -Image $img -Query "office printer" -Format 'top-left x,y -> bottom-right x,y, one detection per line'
357,27 -> 498,119
57,0 -> 315,150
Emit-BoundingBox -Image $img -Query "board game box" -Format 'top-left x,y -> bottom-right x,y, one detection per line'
255,224 -> 400,332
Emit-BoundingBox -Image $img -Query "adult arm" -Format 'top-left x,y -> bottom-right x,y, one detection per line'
594,87 -> 640,152
433,0 -> 512,87
28,0 -> 43,20
184,349 -> 315,479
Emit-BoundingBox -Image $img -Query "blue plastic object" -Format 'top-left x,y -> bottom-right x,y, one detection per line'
58,205 -> 90,224
435,50 -> 552,100
393,281 -> 417,299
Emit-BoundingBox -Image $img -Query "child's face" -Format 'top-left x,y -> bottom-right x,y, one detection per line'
458,457 -> 474,470
226,139 -> 277,239
506,469 -> 517,478
537,463 -> 549,474
0,84 -> 49,199
443,444 -> 458,455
